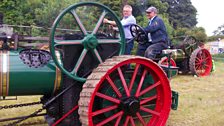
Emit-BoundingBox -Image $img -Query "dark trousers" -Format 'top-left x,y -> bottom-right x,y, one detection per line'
124,38 -> 134,55
137,42 -> 168,60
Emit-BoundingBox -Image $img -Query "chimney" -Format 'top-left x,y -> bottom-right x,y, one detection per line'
0,13 -> 3,25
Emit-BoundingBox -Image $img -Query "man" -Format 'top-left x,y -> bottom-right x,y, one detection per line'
137,6 -> 169,60
104,5 -> 136,55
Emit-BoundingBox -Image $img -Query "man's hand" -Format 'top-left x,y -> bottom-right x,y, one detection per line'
103,18 -> 109,23
103,18 -> 116,25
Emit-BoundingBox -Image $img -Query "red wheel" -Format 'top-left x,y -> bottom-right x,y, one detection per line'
189,48 -> 212,76
158,57 -> 176,67
79,55 -> 171,126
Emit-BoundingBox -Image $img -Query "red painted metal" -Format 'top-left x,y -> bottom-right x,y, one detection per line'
52,105 -> 78,126
190,48 -> 212,76
158,57 -> 177,67
79,56 -> 172,126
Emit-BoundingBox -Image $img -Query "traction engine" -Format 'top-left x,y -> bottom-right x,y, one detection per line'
0,2 -> 178,126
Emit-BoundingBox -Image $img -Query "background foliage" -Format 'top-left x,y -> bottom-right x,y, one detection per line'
0,0 -> 211,44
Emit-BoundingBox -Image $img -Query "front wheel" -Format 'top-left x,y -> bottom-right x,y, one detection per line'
79,55 -> 172,126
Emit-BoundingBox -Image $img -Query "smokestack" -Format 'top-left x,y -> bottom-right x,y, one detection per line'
0,12 -> 3,25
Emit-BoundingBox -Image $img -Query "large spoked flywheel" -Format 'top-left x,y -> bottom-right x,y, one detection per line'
189,48 -> 212,76
79,55 -> 171,126
50,2 -> 125,82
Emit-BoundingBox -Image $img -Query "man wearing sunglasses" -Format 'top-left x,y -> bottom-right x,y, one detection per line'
137,6 -> 169,60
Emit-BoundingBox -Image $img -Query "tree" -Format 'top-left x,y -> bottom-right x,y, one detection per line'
161,0 -> 197,29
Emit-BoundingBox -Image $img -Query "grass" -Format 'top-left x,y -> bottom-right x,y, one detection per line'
1,60 -> 224,126
0,96 -> 47,126
166,60 -> 224,126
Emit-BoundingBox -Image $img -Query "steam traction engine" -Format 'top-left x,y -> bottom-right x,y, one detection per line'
158,36 -> 213,77
0,2 -> 178,126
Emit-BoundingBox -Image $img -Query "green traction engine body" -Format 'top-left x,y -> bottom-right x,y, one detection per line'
0,50 -> 61,96
0,2 -> 179,126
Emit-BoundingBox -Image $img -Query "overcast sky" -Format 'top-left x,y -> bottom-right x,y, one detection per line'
191,0 -> 224,36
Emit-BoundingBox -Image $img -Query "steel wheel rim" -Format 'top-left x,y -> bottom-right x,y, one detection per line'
190,48 -> 212,76
50,2 -> 125,82
158,57 -> 177,67
79,56 -> 171,126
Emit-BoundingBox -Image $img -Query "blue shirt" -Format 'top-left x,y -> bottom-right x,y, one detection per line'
121,15 -> 136,39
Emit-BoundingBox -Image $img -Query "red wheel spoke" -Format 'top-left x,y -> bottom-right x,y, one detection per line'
92,105 -> 118,117
124,116 -> 130,126
92,10 -> 107,34
129,64 -> 140,92
204,64 -> 210,68
136,112 -> 147,126
115,112 -> 123,126
117,67 -> 130,97
130,116 -> 136,126
54,40 -> 82,46
195,57 -> 201,62
106,76 -> 122,98
96,92 -> 120,104
195,62 -> 201,65
93,49 -> 103,63
70,9 -> 87,35
200,65 -> 203,70
140,95 -> 157,105
96,111 -> 123,126
71,49 -> 87,75
135,69 -> 147,97
140,106 -> 160,116
203,57 -> 210,62
195,64 -> 200,70
139,81 -> 161,97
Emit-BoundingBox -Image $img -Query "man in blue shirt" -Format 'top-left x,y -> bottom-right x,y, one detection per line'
137,6 -> 169,60
104,5 -> 136,55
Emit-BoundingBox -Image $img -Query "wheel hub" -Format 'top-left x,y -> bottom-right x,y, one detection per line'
120,96 -> 140,116
82,34 -> 98,49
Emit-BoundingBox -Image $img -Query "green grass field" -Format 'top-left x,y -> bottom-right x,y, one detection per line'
167,60 -> 224,126
1,60 -> 224,126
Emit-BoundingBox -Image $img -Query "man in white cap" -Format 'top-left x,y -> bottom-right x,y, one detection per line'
136,6 -> 169,60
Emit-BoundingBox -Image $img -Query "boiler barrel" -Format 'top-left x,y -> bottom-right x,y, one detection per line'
171,49 -> 187,62
0,51 -> 61,96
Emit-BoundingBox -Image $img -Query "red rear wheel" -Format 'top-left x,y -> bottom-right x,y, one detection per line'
189,48 -> 212,76
158,57 -> 176,67
79,55 -> 171,126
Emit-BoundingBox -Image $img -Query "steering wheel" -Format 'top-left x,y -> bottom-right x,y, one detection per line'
130,24 -> 148,44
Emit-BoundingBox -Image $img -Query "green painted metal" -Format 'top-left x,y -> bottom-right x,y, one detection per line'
171,91 -> 179,110
1,51 -> 61,96
50,2 -> 125,82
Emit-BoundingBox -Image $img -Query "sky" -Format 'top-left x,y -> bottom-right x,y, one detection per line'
191,0 -> 224,36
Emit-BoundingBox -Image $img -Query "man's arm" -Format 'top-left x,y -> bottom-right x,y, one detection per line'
103,18 -> 116,26
144,18 -> 163,33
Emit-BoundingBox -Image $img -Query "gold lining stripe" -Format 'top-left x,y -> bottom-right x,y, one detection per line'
0,51 -> 2,96
53,67 -> 61,93
53,51 -> 62,94
7,51 -> 9,96
2,51 -> 9,96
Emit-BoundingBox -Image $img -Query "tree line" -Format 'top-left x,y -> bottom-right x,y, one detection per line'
0,0 -> 209,44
